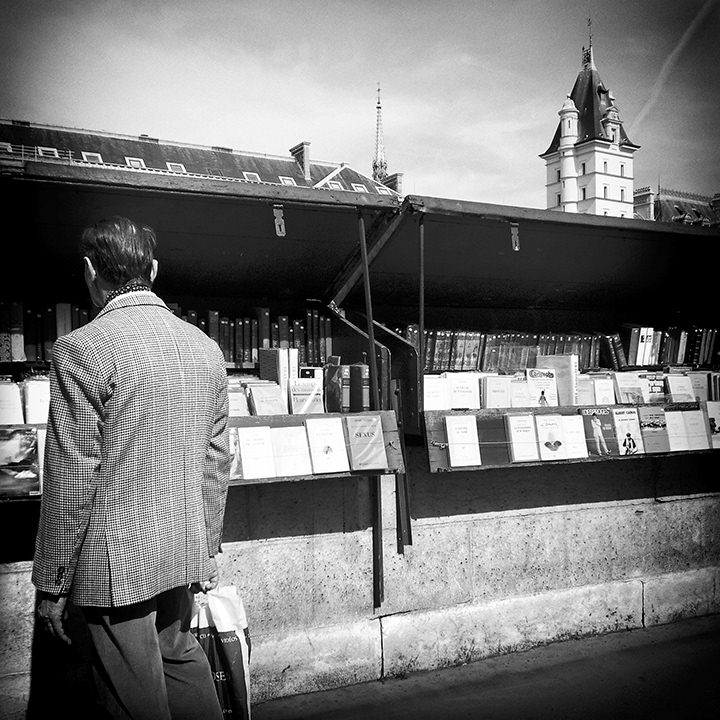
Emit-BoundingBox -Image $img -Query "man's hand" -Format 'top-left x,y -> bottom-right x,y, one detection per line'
36,592 -> 72,645
190,556 -> 219,594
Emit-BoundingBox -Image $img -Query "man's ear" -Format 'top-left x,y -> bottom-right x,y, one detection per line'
150,259 -> 158,283
83,256 -> 97,285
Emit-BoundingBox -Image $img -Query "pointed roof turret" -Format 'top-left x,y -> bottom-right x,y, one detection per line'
541,43 -> 640,157
372,83 -> 388,182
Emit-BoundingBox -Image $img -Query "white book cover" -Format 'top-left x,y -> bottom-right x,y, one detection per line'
705,401 -> 720,449
0,382 -> 24,425
685,371 -> 710,402
270,425 -> 313,476
525,368 -> 558,407
576,374 -> 595,406
535,354 -> 579,406
444,414 -> 481,467
448,373 -> 481,410
248,383 -> 288,415
288,378 -> 324,414
22,377 -> 50,424
535,413 -> 566,460
236,425 -> 276,479
612,371 -> 650,404
665,374 -> 696,403
305,417 -> 351,474
683,409 -> 710,450
591,376 -> 616,405
227,386 -> 250,417
664,411 -> 690,452
482,375 -> 512,409
505,412 -> 540,462
423,375 -> 451,411
611,407 -> 645,455
509,373 -> 532,408
560,415 -> 589,459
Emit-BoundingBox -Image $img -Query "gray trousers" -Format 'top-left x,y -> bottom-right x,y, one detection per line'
82,586 -> 223,720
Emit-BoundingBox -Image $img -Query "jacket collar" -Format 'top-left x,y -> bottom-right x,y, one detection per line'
95,291 -> 170,319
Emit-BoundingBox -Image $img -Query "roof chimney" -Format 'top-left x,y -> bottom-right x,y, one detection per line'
289,141 -> 311,183
381,172 -> 403,195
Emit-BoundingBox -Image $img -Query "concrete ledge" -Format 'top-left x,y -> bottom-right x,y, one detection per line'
644,566 -> 720,626
381,579 -> 644,677
249,618 -> 381,703
0,673 -> 30,720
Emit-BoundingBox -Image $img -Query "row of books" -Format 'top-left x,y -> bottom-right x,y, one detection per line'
168,304 -> 333,367
0,301 -> 92,363
229,414 -> 388,480
400,323 -> 719,374
229,350 -> 371,416
423,360 -> 720,412
619,323 -> 717,368
0,300 -> 334,368
441,401 -> 720,469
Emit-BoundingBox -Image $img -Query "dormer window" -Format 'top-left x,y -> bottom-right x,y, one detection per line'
82,152 -> 103,163
351,183 -> 368,193
166,162 -> 187,173
327,180 -> 343,190
243,171 -> 261,182
125,157 -> 146,169
376,186 -> 392,195
279,176 -> 297,186
37,146 -> 59,158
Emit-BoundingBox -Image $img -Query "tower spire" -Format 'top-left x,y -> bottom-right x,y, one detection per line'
372,83 -> 388,182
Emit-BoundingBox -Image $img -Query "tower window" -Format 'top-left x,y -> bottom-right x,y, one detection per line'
581,162 -> 586,175
620,164 -> 625,177
603,161 -> 608,173
581,187 -> 586,200
556,169 -> 561,182
603,186 -> 608,199
620,189 -> 625,202
556,194 -> 561,207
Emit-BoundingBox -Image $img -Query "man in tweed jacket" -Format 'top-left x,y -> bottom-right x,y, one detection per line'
33,216 -> 230,720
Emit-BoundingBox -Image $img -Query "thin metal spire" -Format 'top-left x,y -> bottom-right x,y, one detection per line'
372,83 -> 388,182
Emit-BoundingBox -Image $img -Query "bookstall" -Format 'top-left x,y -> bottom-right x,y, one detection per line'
2,159 -> 719,712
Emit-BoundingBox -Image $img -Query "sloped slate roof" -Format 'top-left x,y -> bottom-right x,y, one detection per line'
541,51 -> 639,156
0,119 -> 393,195
655,189 -> 720,226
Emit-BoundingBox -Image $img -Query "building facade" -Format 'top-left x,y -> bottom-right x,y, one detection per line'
540,45 -> 639,217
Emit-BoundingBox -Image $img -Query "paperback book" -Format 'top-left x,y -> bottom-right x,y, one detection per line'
560,415 -> 589,459
578,407 -> 619,457
235,425 -> 276,480
345,414 -> 389,471
0,425 -> 41,497
476,413 -> 511,465
637,405 -> 670,454
525,368 -> 559,407
611,407 -> 645,455
534,354 -> 579,406
444,414 -> 482,467
505,412 -> 540,462
534,413 -> 566,461
705,401 -> 720,449
305,417 -> 351,474
270,425 -> 313,477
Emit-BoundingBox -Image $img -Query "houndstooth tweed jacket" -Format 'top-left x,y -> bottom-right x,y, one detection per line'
32,291 -> 230,607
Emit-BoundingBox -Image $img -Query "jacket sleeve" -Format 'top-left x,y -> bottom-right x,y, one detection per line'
32,334 -> 105,596
202,356 -> 230,556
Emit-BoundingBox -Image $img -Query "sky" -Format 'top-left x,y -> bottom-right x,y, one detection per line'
1,0 -> 718,208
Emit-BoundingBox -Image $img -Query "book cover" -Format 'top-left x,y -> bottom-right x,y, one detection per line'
611,407 -> 645,455
578,407 -> 619,457
664,407 -> 691,452
509,373 -> 532,408
255,307 -> 271,350
591,374 -> 616,405
0,381 -> 25,424
448,372 -> 482,410
288,378 -> 324,414
664,374 -> 696,403
476,413 -> 511,465
0,425 -> 41,497
619,323 -> 641,365
534,413 -> 566,461
576,374 -> 595,406
227,384 -> 250,417
270,425 -> 313,477
444,414 -> 482,467
422,375 -> 451,411
534,354 -> 579,406
683,408 -> 711,450
22,377 -> 50,424
505,412 -> 540,462
482,374 -> 511,409
305,417 -> 351,474
612,371 -> 649,404
638,371 -> 666,403
560,415 -> 589,459
685,371 -> 710,403
705,401 -> 720,449
345,414 -> 389,471
247,383 -> 288,415
258,347 -> 290,400
236,425 -> 276,479
525,368 -> 558,407
638,405 -> 670,454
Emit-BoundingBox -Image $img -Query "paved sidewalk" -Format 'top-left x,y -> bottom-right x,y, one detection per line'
252,614 -> 720,720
